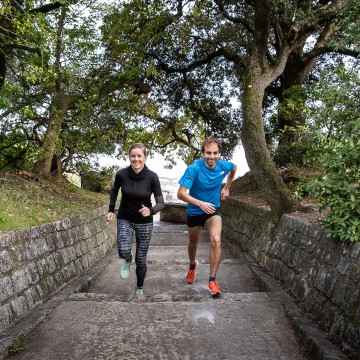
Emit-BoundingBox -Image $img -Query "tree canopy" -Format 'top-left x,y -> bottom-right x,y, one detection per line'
1,0 -> 153,176
100,0 -> 359,220
1,0 -> 359,225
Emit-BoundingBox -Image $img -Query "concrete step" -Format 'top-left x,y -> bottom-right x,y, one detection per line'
68,291 -> 273,303
14,292 -> 306,360
86,244 -> 259,297
3,225 -> 311,360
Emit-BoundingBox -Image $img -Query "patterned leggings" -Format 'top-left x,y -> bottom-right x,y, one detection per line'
117,219 -> 153,288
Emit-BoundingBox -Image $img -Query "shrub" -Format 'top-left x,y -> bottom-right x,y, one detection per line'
300,65 -> 360,242
304,122 -> 360,242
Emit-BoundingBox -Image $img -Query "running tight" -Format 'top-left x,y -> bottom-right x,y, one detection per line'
117,219 -> 153,288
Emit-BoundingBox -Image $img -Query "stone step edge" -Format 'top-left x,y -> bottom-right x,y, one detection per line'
68,291 -> 272,304
145,258 -> 242,265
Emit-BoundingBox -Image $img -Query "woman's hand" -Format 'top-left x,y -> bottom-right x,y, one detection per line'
138,204 -> 151,217
106,212 -> 115,223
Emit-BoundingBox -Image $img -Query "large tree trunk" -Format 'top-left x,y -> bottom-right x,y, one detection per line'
241,80 -> 299,222
278,53 -> 307,142
274,22 -> 339,165
33,5 -> 68,178
33,94 -> 70,177
241,1 -> 299,222
274,51 -> 315,165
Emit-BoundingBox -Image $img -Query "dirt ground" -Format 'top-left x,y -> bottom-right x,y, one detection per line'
230,171 -> 327,226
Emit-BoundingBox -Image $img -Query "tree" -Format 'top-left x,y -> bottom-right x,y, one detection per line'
0,0 -> 62,91
102,0 -> 359,221
0,0 -> 152,177
100,0 -> 242,165
266,0 -> 360,165
0,0 -> 56,170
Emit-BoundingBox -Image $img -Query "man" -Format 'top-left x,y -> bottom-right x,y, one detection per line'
177,136 -> 237,296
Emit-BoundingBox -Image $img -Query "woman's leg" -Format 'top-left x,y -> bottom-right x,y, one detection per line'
134,222 -> 153,288
117,219 -> 134,261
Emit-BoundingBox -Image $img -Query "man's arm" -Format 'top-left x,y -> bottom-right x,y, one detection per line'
221,164 -> 237,200
177,185 -> 216,214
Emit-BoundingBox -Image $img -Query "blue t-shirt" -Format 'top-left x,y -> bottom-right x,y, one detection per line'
178,158 -> 235,216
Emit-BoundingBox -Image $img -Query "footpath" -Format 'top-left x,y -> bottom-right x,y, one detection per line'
1,221 -> 347,359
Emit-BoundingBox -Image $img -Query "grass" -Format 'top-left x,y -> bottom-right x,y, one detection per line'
8,339 -> 25,354
0,171 -> 109,232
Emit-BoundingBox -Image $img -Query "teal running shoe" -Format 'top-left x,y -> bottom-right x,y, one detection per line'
134,287 -> 144,297
119,257 -> 132,279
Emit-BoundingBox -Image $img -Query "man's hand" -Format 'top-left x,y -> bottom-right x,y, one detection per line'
199,201 -> 216,214
221,187 -> 230,200
221,164 -> 236,200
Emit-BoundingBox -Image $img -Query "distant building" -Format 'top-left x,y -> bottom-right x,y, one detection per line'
64,172 -> 81,188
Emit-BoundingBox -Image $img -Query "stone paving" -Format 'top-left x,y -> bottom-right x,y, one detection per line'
1,222 -> 348,359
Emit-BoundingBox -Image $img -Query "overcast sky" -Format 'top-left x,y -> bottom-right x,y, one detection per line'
100,145 -> 249,180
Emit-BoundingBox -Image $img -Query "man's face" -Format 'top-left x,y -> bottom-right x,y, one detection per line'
203,142 -> 220,169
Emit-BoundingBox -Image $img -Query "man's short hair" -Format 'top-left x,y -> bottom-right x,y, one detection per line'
201,136 -> 222,153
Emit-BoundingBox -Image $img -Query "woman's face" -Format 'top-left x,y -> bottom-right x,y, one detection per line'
129,147 -> 146,173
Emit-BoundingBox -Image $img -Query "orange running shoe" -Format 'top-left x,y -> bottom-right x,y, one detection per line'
187,260 -> 199,284
208,280 -> 222,296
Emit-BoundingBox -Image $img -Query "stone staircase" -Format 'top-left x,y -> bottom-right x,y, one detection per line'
7,223 -> 339,359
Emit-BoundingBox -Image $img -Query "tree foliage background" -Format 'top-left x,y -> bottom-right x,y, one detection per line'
0,0 -> 359,240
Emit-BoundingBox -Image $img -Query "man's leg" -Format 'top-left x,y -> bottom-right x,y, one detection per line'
206,215 -> 222,277
206,215 -> 223,296
186,225 -> 201,284
188,225 -> 202,264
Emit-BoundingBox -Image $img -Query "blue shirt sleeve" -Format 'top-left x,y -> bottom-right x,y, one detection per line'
178,165 -> 197,190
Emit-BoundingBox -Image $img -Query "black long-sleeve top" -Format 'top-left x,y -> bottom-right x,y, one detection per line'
108,165 -> 165,224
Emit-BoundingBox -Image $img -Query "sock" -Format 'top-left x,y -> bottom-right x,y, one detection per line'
126,254 -> 133,262
209,276 -> 216,282
189,263 -> 196,270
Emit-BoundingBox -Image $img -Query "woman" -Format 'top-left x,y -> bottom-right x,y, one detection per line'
106,143 -> 165,296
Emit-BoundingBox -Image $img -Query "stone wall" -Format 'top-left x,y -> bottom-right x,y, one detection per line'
0,205 -> 116,334
221,198 -> 360,358
160,202 -> 187,224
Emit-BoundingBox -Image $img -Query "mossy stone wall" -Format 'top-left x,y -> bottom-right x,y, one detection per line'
221,198 -> 360,358
0,205 -> 116,333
